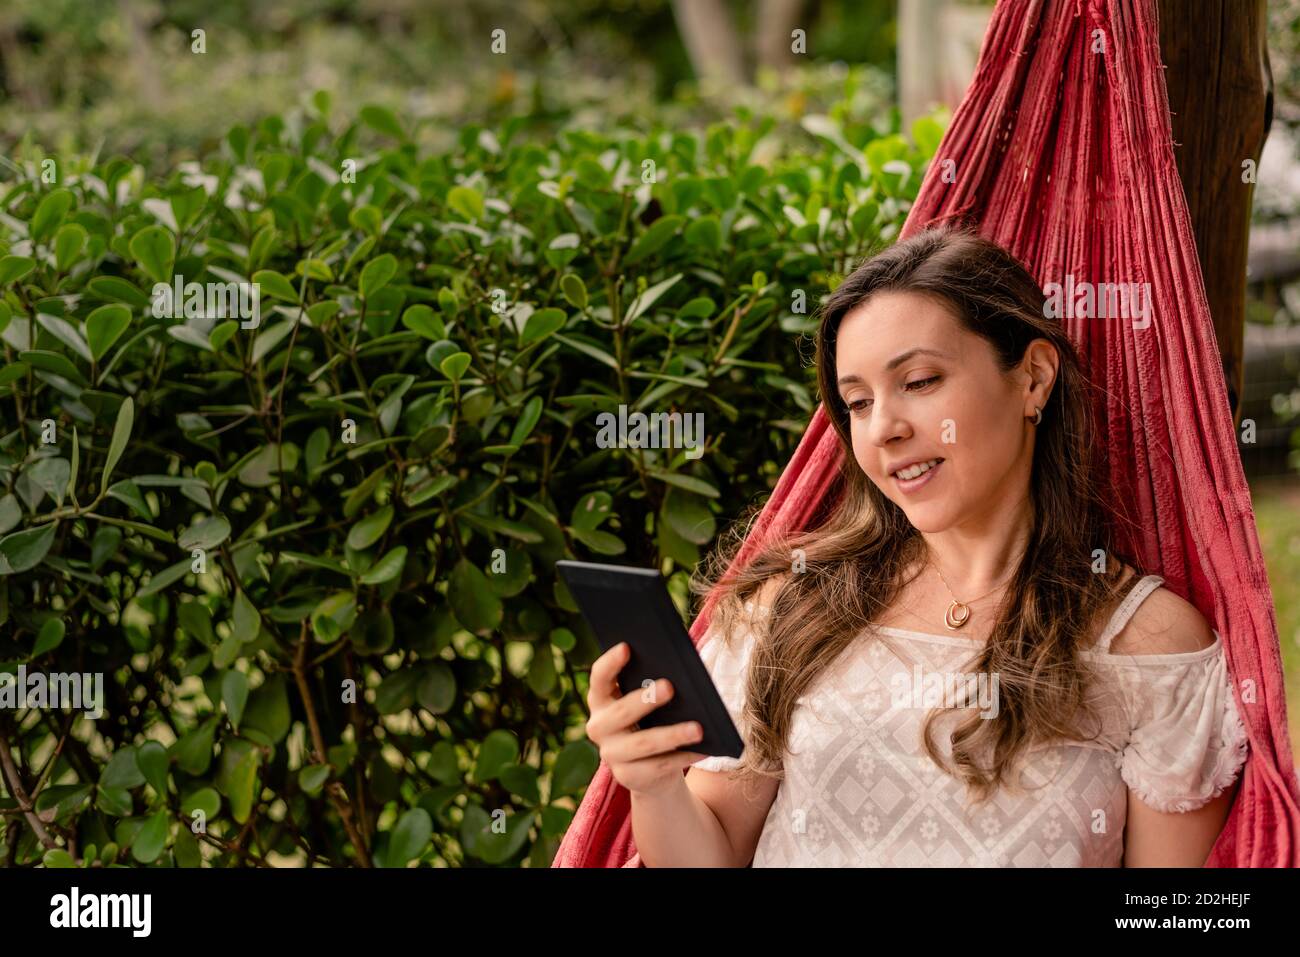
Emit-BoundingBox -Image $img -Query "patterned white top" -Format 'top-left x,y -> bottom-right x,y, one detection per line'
691,575 -> 1250,867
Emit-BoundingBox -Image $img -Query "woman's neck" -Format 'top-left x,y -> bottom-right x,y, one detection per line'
915,494 -> 1034,597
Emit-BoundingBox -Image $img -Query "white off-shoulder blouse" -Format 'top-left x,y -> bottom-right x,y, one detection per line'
691,575 -> 1250,867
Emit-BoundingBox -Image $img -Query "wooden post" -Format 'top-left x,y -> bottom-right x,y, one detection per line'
1157,0 -> 1273,424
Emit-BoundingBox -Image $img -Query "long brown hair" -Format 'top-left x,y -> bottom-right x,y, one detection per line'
690,226 -> 1144,806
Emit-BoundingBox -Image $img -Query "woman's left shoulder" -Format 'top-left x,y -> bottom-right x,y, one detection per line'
1109,579 -> 1217,658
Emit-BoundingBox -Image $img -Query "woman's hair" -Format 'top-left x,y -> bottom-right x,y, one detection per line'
690,225 -> 1145,806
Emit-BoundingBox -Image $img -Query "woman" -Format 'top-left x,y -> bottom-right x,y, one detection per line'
584,227 -> 1249,867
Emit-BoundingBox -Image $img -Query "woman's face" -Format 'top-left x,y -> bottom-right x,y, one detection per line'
834,291 -> 1048,534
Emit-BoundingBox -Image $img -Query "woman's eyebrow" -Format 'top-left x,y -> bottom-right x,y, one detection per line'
837,347 -> 952,386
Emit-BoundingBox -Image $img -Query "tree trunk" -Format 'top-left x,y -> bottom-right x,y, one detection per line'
670,0 -> 747,88
1158,0 -> 1272,424
755,0 -> 806,76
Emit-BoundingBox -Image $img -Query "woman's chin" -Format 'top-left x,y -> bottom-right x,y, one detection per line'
898,504 -> 957,533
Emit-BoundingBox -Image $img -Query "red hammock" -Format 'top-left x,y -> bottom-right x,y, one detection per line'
552,0 -> 1300,868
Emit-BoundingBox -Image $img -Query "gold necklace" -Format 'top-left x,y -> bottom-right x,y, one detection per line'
929,559 -> 1016,630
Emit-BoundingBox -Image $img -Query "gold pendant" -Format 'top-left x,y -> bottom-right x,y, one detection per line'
945,601 -> 971,630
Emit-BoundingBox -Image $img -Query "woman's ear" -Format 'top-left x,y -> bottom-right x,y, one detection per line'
1021,339 -> 1060,413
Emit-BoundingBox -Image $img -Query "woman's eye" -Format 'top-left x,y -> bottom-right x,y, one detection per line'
845,377 -> 939,415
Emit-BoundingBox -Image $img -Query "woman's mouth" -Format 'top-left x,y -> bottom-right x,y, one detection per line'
890,457 -> 944,493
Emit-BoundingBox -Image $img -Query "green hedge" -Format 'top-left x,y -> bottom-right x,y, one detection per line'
0,92 -> 938,867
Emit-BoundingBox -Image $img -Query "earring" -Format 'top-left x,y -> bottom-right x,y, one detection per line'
1031,406 -> 1043,425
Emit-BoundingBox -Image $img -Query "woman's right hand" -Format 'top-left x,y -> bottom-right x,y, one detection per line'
585,641 -> 708,796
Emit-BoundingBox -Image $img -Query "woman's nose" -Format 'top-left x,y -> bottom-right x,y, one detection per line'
867,397 -> 910,447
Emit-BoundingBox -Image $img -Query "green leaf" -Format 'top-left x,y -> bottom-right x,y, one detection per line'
19,349 -> 86,385
31,188 -> 75,243
311,592 -> 357,644
134,558 -> 191,597
0,522 -> 57,575
105,479 -> 151,519
359,104 -> 406,140
180,787 -> 221,822
552,740 -> 600,796
570,491 -> 613,531
236,442 -> 299,487
54,223 -> 88,271
0,361 -> 28,389
222,670 -> 249,729
568,526 -> 626,555
96,787 -> 132,818
472,729 -> 519,784
508,395 -> 544,447
251,269 -> 299,303
446,185 -> 485,222
560,274 -> 588,310
500,764 -> 541,803
99,396 -> 134,496
375,668 -> 420,714
177,600 -> 215,647
349,205 -> 383,235
33,617 -> 65,656
661,488 -> 716,545
131,811 -> 170,863
359,254 -> 398,299
416,663 -> 456,713
448,558 -> 503,632
101,747 -> 146,789
88,276 -> 151,308
646,468 -> 720,498
0,494 -> 19,535
347,505 -> 394,550
400,304 -> 445,340
129,225 -> 176,285
520,308 -> 566,347
0,256 -> 35,285
85,305 -> 132,362
242,674 -> 291,742
134,741 -> 170,797
172,717 -> 218,776
299,764 -> 331,797
467,807 -> 533,864
624,214 -> 685,264
178,515 -> 231,552
358,545 -> 407,585
214,738 -> 260,824
911,114 -> 945,156
27,456 -> 71,507
624,273 -> 683,324
231,591 -> 260,644
459,512 -> 544,543
439,352 -> 471,382
210,320 -> 239,352
387,808 -> 432,867
684,215 -> 723,252
43,848 -> 77,868
35,312 -> 92,362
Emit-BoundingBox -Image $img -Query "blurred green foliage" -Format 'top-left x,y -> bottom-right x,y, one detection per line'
0,0 -> 898,167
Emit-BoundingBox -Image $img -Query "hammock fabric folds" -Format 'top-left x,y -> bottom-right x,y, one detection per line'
553,0 -> 1300,868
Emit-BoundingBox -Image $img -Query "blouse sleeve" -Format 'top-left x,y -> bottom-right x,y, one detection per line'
1116,641 -> 1250,813
689,600 -> 765,773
